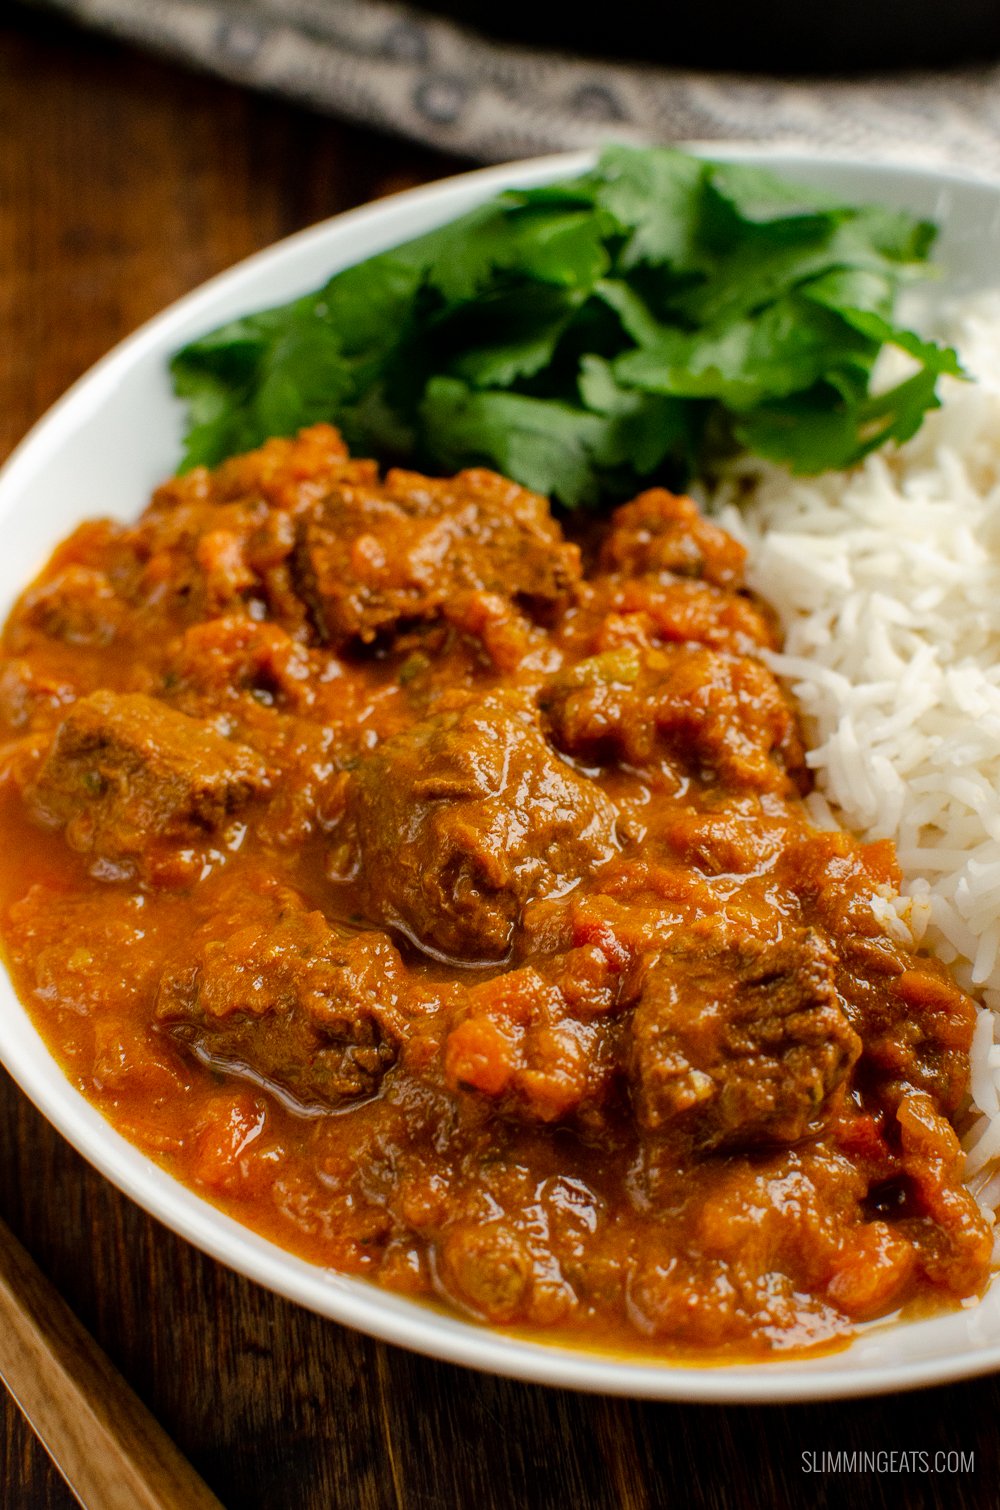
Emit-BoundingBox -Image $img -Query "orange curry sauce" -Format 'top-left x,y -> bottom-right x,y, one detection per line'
0,424 -> 990,1359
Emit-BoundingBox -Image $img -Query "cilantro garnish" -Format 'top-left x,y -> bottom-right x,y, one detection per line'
171,146 -> 960,506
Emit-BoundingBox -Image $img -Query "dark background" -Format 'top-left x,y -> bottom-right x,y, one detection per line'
425,0 -> 1000,73
2,7 -> 1000,1506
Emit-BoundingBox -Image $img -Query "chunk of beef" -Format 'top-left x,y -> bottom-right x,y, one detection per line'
347,692 -> 620,962
778,831 -> 979,1118
569,575 -> 778,659
79,431 -> 578,648
13,564 -> 123,648
156,888 -> 406,1110
108,428 -> 375,634
540,645 -> 807,795
155,423 -> 371,512
294,467 -> 581,646
25,691 -> 269,876
626,929 -> 860,1151
598,490 -> 747,589
654,799 -> 796,877
0,659 -> 75,732
167,617 -> 315,712
443,944 -> 638,1128
895,1091 -> 994,1296
119,494 -> 273,624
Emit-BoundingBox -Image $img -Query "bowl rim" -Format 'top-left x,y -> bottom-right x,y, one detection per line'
4,143 -> 1000,1403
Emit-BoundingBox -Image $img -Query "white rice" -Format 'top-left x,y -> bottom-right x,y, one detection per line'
710,292 -> 1000,1215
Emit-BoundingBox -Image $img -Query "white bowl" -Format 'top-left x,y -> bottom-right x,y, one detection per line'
4,148 -> 1000,1403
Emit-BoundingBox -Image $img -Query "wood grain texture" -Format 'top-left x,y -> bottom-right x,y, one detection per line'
0,1216 -> 224,1509
1,7 -> 1000,1508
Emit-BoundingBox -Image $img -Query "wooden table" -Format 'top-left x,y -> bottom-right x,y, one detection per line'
2,8 -> 1000,1507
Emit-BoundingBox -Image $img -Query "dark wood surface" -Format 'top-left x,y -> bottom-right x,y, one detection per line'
2,8 -> 1000,1508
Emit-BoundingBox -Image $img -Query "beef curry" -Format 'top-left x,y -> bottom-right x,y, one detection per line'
0,424 -> 991,1358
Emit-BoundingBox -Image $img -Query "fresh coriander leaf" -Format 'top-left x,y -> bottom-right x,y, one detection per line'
171,364 -> 260,471
668,218 -> 902,327
848,204 -> 937,263
578,352 -> 643,414
735,366 -> 944,472
171,145 -> 955,497
615,295 -> 877,409
339,382 -> 416,459
420,377 -> 609,506
317,254 -> 425,354
422,204 -> 610,303
593,279 -> 666,347
511,210 -> 611,287
436,283 -> 587,390
798,266 -> 899,320
503,177 -> 602,210
176,298 -> 316,360
855,365 -> 945,450
704,160 -> 839,223
734,388 -> 865,473
593,144 -> 706,270
803,279 -> 964,376
578,355 -> 690,473
252,323 -> 354,438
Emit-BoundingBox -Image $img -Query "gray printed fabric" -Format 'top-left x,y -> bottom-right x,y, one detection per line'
39,0 -> 1000,174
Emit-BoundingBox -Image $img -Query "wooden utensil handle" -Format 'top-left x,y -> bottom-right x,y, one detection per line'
0,1214 -> 224,1510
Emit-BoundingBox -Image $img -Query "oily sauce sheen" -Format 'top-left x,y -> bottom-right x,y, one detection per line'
0,425 -> 991,1359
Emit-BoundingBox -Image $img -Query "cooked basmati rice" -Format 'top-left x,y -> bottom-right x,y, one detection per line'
710,293 -> 1000,1219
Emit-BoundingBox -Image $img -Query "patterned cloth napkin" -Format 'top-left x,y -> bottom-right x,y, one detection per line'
43,0 -> 1000,174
